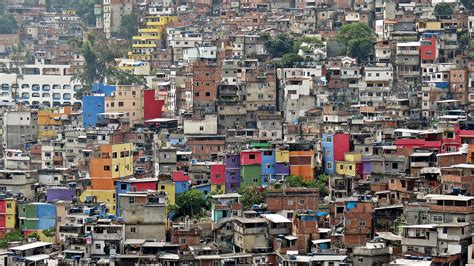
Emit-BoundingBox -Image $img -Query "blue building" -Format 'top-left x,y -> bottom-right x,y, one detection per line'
172,171 -> 190,195
261,149 -> 276,186
82,84 -> 116,128
321,133 -> 350,175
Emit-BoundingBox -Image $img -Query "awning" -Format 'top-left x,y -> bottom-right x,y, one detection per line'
25,254 -> 49,262
284,235 -> 298,241
410,152 -> 433,157
312,239 -> 331,245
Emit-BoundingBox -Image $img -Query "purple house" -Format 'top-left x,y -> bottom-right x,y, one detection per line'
225,154 -> 240,193
275,162 -> 290,182
362,155 -> 372,181
46,187 -> 76,201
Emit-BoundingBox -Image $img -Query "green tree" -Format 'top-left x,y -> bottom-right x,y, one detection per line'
336,22 -> 376,62
170,190 -> 209,219
47,0 -> 99,26
294,36 -> 325,52
0,229 -> 23,248
26,231 -> 41,241
118,13 -> 140,39
0,12 -> 19,34
286,175 -> 318,188
42,227 -> 56,238
315,174 -> 329,198
278,53 -> 304,68
238,186 -> 266,210
261,33 -> 295,58
70,33 -> 129,96
434,3 -> 454,18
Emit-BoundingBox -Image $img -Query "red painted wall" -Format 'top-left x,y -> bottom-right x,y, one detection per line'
240,151 -> 262,165
333,134 -> 350,161
211,164 -> 226,185
420,36 -> 437,61
144,89 -> 165,120
131,181 -> 158,192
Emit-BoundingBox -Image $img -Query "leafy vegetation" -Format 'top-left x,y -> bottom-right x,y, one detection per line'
238,186 -> 266,210
261,33 -> 295,58
170,190 -> 209,219
118,13 -> 140,39
0,12 -> 19,34
336,22 -> 376,62
42,227 -> 56,238
0,230 -> 23,248
46,0 -> 100,26
434,3 -> 454,17
285,174 -> 329,198
70,33 -> 143,97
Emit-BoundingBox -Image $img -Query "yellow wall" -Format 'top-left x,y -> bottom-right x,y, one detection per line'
80,190 -> 116,214
111,143 -> 134,178
344,152 -> 362,162
158,182 -> 175,205
335,162 -> 357,176
275,150 -> 289,163
211,184 -> 225,194
5,199 -> 16,229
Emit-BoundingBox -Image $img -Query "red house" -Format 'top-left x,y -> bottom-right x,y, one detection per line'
240,150 -> 262,165
333,134 -> 350,161
420,35 -> 437,62
143,89 -> 165,120
210,164 -> 226,185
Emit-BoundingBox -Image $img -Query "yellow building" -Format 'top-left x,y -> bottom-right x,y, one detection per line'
275,149 -> 289,163
335,152 -> 362,177
80,190 -> 117,215
129,15 -> 179,61
158,181 -> 175,205
211,184 -> 225,194
1,198 -> 16,235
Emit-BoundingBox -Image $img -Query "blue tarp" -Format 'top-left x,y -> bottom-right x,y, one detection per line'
316,211 -> 328,217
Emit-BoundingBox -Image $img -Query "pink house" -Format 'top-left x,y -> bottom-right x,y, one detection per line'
240,150 -> 262,165
210,164 -> 226,185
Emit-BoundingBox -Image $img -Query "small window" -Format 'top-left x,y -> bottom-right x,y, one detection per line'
118,102 -> 124,107
129,197 -> 135,204
95,244 -> 101,249
249,154 -> 256,160
104,166 -> 110,171
130,227 -> 136,233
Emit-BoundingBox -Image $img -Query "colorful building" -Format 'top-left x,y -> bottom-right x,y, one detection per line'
225,154 -> 240,193
0,197 -> 16,237
18,203 -> 56,242
335,152 -> 363,177
240,150 -> 263,187
129,15 -> 179,61
210,164 -> 226,193
115,178 -> 159,214
275,149 -> 290,182
172,171 -> 190,195
158,181 -> 176,205
289,150 -> 315,181
261,149 -> 276,186
82,143 -> 134,214
322,133 -> 351,174
82,84 -> 116,127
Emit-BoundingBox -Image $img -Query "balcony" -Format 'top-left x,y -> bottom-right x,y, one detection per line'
93,232 -> 123,240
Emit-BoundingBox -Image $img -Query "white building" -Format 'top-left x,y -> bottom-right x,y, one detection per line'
0,63 -> 82,108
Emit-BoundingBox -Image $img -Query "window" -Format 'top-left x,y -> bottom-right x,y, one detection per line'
443,227 -> 448,234
95,244 -> 101,249
392,162 -> 398,169
118,102 -> 124,107
359,220 -> 366,227
130,227 -> 136,233
129,197 -> 135,204
199,126 -> 204,131
104,166 -> 110,171
299,199 -> 305,205
287,199 -> 294,205
181,238 -> 187,244
457,216 -> 466,223
115,165 -> 119,172
6,203 -> 11,208
432,215 -> 443,222
421,214 -> 428,221
327,162 -> 333,169
215,174 -> 221,179
357,258 -> 364,263
249,154 -> 256,160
